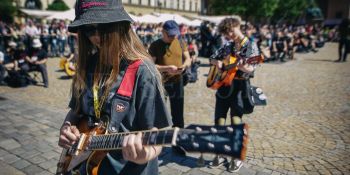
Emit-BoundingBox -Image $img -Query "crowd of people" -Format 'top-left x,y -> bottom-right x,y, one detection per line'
0,16 -> 345,88
1,0 -> 349,174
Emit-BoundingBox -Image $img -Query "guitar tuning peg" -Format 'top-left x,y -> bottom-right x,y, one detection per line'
224,145 -> 231,152
210,127 -> 217,133
195,127 -> 202,132
192,142 -> 199,148
208,143 -> 215,149
226,127 -> 234,133
197,153 -> 205,167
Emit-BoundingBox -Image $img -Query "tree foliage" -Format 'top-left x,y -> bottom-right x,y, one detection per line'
0,0 -> 17,23
47,0 -> 70,11
209,0 -> 320,24
210,0 -> 279,20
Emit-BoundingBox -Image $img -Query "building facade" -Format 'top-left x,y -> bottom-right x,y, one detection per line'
19,0 -> 207,16
316,0 -> 350,20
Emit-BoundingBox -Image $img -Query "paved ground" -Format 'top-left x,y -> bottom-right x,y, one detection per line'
0,43 -> 349,175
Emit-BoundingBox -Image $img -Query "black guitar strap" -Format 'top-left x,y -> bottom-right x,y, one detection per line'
107,59 -> 142,133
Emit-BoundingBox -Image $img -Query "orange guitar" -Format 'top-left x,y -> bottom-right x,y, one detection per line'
56,119 -> 248,175
206,54 -> 264,90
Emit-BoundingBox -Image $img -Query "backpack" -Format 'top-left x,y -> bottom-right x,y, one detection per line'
5,70 -> 30,88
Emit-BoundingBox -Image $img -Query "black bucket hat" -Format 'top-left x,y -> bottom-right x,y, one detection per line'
68,0 -> 133,33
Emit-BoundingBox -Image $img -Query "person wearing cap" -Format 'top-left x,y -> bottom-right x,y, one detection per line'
24,38 -> 49,87
148,20 -> 191,129
58,0 -> 171,175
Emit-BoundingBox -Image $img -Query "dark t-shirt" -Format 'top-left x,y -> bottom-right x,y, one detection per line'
148,38 -> 188,83
28,48 -> 47,62
69,55 -> 172,175
273,37 -> 285,51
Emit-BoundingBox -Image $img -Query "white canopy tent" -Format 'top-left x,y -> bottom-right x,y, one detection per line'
193,15 -> 246,25
135,14 -> 163,24
153,13 -> 193,25
189,19 -> 203,27
20,9 -> 60,18
47,9 -> 75,21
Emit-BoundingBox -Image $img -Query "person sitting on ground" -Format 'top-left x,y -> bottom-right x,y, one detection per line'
23,38 -> 49,88
272,30 -> 288,62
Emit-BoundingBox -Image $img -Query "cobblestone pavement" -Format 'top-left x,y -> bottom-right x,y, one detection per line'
0,43 -> 349,175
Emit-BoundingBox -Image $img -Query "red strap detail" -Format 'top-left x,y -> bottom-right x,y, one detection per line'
117,60 -> 142,97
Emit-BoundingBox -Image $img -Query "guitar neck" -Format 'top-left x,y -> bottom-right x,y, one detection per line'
87,128 -> 178,151
223,55 -> 262,71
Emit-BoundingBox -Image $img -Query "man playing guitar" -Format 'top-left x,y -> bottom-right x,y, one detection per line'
210,16 -> 260,172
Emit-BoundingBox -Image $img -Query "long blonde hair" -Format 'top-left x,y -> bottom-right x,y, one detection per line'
72,21 -> 150,112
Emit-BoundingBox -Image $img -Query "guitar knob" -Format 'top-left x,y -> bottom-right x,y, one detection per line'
224,145 -> 231,152
210,127 -> 217,133
226,127 -> 234,133
195,127 -> 202,132
192,142 -> 199,148
208,143 -> 215,149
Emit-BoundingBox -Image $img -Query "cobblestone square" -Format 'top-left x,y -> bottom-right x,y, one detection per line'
0,43 -> 349,175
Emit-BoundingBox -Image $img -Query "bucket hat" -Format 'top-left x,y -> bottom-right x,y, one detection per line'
68,0 -> 133,32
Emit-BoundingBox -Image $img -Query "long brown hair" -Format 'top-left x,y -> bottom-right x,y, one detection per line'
72,21 -> 150,112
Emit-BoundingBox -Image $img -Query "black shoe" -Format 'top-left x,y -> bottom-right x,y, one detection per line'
172,146 -> 186,156
44,84 -> 48,88
0,81 -> 7,86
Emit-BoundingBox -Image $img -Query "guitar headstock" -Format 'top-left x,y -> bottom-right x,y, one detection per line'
175,124 -> 248,160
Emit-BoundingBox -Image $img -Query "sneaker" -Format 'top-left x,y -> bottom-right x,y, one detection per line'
228,159 -> 243,173
171,146 -> 186,156
208,155 -> 227,168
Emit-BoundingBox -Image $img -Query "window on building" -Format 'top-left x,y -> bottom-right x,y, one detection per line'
195,1 -> 198,12
190,0 -> 192,11
25,0 -> 42,9
164,0 -> 167,8
177,0 -> 180,9
170,0 -> 174,9
182,0 -> 185,10
128,0 -> 132,4
139,0 -> 142,5
148,0 -> 151,6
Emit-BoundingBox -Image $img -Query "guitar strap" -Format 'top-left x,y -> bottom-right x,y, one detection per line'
107,59 -> 142,133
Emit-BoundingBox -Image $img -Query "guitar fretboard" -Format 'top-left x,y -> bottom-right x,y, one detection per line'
87,129 -> 175,150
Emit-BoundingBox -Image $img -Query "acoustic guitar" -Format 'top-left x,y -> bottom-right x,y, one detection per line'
206,54 -> 264,90
56,120 -> 248,175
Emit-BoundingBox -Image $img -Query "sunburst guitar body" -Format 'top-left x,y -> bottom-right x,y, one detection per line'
206,54 -> 264,90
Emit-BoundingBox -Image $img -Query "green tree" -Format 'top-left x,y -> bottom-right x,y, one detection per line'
210,0 -> 279,22
0,0 -> 17,23
47,0 -> 70,11
272,0 -> 310,23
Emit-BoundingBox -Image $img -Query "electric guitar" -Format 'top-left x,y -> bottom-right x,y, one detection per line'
206,54 -> 264,90
56,120 -> 248,175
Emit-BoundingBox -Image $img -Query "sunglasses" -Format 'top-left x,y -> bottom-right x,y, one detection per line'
81,24 -> 108,37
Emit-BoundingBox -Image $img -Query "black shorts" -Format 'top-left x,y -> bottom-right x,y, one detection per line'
214,80 -> 245,121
